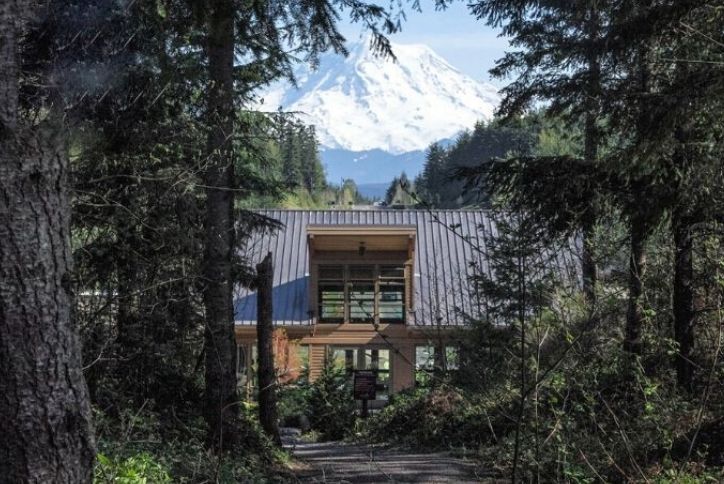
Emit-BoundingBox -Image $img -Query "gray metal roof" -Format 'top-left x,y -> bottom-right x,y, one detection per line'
233,209 -> 579,327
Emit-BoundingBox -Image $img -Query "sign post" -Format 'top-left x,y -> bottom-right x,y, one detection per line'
353,370 -> 377,418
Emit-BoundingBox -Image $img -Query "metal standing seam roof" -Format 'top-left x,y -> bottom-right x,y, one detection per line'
233,209 -> 581,327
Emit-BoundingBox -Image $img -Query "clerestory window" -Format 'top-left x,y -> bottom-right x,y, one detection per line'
318,264 -> 406,323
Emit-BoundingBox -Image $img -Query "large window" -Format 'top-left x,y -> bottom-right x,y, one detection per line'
415,345 -> 459,385
329,347 -> 391,401
318,264 -> 406,323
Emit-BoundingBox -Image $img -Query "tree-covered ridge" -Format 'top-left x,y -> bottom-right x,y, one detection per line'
245,114 -> 373,209
412,110 -> 589,210
413,116 -> 544,208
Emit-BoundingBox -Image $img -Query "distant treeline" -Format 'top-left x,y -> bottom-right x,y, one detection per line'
246,114 -> 371,209
385,114 -> 578,209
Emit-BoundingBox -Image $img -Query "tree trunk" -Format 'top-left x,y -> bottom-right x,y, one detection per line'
511,253 -> 527,484
0,2 -> 96,480
672,210 -> 695,390
624,216 -> 647,355
581,187 -> 597,307
582,111 -> 598,307
257,253 -> 282,446
203,0 -> 240,451
433,342 -> 448,375
623,21 -> 651,358
581,7 -> 601,308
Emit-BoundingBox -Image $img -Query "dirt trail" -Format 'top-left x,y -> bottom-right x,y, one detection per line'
284,430 -> 493,483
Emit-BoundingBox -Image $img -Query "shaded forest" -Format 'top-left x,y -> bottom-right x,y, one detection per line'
1,0 -> 395,481
2,0 -> 724,483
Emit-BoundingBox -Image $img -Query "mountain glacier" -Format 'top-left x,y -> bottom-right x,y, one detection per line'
257,36 -> 500,184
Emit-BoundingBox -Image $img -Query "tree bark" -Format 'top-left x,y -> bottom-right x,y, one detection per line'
581,7 -> 601,308
581,158 -> 598,308
623,19 -> 652,358
624,216 -> 647,355
672,209 -> 695,390
581,105 -> 599,308
203,0 -> 240,451
257,253 -> 282,446
0,2 -> 96,480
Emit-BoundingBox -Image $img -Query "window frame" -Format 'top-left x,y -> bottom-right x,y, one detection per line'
317,263 -> 406,324
414,344 -> 460,385
327,346 -> 392,401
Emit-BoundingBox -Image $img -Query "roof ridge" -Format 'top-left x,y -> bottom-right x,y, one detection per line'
247,208 -> 490,213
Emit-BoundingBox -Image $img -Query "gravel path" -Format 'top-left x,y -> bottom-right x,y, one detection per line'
283,430 -> 492,483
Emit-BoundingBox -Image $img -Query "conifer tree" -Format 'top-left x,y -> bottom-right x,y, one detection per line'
194,0 -> 398,449
415,142 -> 448,206
473,210 -> 557,482
471,0 -> 611,306
604,0 -> 724,378
300,126 -> 326,192
280,119 -> 302,187
418,120 -> 537,208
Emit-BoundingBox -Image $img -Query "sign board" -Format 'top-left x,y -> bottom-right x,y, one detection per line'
353,370 -> 377,401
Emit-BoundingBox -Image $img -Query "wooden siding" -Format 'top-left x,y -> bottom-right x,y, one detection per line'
309,344 -> 326,381
234,323 -> 459,392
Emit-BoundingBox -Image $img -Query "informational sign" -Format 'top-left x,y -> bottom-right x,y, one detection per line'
353,370 -> 377,401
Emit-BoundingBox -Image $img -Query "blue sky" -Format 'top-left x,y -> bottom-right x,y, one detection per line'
338,2 -> 511,86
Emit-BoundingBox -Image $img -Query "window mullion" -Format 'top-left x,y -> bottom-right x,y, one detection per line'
344,264 -> 349,323
374,264 -> 380,325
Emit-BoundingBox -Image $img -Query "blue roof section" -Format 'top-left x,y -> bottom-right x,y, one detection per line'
233,209 -> 580,327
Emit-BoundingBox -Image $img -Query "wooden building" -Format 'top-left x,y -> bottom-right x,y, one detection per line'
234,209 -> 495,403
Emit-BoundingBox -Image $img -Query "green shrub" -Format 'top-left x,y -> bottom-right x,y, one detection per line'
95,452 -> 171,483
361,385 -> 513,450
360,337 -> 724,482
93,403 -> 289,483
277,383 -> 312,429
307,365 -> 356,441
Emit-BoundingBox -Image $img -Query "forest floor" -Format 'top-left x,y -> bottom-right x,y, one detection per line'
283,429 -> 495,483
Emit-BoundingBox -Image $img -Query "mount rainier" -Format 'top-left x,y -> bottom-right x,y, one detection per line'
258,36 -> 500,186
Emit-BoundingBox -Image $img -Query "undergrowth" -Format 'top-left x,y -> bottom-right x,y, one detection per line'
278,364 -> 356,442
93,402 -> 290,483
358,346 -> 724,482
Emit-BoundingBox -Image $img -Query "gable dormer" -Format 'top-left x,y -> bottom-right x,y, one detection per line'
306,225 -> 416,325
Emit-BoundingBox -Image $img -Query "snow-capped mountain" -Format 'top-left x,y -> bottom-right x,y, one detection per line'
257,35 -> 500,184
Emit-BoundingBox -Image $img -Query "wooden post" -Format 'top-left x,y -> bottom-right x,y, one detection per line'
256,253 -> 282,446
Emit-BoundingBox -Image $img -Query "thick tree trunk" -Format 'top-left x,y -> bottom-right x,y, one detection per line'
624,217 -> 647,355
256,253 -> 282,446
0,2 -> 96,480
203,0 -> 240,451
672,210 -> 695,390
